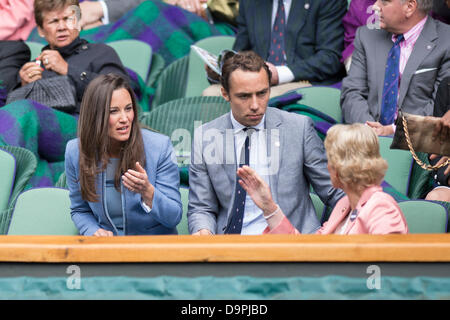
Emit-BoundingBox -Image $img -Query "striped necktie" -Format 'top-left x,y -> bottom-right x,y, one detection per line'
380,34 -> 404,125
224,128 -> 256,234
267,0 -> 287,66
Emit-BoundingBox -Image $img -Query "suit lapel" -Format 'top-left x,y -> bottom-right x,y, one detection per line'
218,113 -> 237,188
265,108 -> 283,205
398,18 -> 438,108
255,0 -> 274,59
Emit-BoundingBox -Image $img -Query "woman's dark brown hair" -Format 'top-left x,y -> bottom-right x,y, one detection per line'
77,73 -> 145,202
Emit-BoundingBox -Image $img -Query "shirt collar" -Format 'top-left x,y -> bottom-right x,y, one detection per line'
43,37 -> 87,58
230,112 -> 266,134
392,15 -> 428,44
356,185 -> 383,208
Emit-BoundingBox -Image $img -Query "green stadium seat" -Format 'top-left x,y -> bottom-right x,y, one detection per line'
398,200 -> 448,233
178,187 -> 190,235
0,149 -> 16,213
8,187 -> 78,235
107,39 -> 153,82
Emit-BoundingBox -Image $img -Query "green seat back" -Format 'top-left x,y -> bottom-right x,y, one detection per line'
140,96 -> 229,186
178,187 -> 190,235
107,39 -> 152,82
186,35 -> 235,97
378,136 -> 413,196
152,55 -> 189,107
8,187 -> 78,235
0,146 -> 37,234
146,53 -> 165,88
295,86 -> 342,123
25,41 -> 44,60
140,96 -> 230,149
55,172 -> 68,189
0,146 -> 37,208
398,200 -> 448,233
0,149 -> 16,212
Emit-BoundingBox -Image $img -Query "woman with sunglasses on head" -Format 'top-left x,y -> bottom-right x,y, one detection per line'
65,73 -> 182,236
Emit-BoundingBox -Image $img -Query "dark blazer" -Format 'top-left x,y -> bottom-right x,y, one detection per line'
233,0 -> 347,84
40,37 -> 129,113
0,41 -> 30,93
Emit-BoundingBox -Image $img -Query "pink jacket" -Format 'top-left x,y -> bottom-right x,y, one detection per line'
0,0 -> 36,41
264,186 -> 408,235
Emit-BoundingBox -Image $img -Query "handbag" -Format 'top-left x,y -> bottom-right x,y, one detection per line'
6,75 -> 76,113
390,110 -> 450,170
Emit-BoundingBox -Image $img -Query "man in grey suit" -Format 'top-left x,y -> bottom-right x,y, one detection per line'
188,51 -> 344,235
341,0 -> 450,136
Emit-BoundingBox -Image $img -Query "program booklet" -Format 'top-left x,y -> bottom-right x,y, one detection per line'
191,45 -> 221,75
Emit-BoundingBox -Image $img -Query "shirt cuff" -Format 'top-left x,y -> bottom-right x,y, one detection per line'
99,0 -> 109,25
275,65 -> 295,85
141,198 -> 152,213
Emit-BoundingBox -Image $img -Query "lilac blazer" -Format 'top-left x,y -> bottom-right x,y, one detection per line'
265,185 -> 408,235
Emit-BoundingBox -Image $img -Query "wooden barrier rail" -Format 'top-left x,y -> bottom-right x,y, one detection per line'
1,234 -> 450,263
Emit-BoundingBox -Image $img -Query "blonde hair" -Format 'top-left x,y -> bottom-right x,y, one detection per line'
324,124 -> 388,193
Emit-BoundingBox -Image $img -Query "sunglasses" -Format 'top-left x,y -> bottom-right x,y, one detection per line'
218,49 -> 237,73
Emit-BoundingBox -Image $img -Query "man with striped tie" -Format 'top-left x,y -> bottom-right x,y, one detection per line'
341,0 -> 450,136
188,51 -> 344,235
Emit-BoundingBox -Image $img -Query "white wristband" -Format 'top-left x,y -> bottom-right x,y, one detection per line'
264,205 -> 280,220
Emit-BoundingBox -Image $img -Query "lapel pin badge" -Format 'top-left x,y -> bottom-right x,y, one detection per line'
304,3 -> 310,9
427,45 -> 432,50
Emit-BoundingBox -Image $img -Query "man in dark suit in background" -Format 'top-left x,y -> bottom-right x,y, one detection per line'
0,41 -> 30,106
0,41 -> 30,94
188,51 -> 344,235
232,0 -> 348,86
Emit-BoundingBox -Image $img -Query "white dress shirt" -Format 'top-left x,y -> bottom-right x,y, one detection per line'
230,112 -> 271,235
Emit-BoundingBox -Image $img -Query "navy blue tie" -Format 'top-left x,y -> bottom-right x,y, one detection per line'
380,34 -> 404,125
225,128 -> 255,234
267,0 -> 287,66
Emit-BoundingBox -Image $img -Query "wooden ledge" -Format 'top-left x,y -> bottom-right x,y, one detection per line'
0,234 -> 450,263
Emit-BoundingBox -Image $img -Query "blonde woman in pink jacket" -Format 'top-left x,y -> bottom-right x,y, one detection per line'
237,123 -> 408,235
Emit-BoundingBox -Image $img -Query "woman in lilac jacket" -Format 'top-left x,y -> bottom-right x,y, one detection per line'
237,123 -> 408,235
65,73 -> 182,236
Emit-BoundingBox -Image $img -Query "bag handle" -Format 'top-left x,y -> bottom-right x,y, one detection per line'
400,112 -> 449,171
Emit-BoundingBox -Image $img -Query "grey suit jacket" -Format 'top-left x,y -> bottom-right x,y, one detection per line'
341,17 -> 450,123
187,107 -> 344,234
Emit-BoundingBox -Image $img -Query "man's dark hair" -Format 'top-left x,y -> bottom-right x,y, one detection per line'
220,51 -> 271,93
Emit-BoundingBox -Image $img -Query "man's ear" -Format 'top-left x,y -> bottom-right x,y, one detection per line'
405,0 -> 418,18
221,86 -> 230,102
